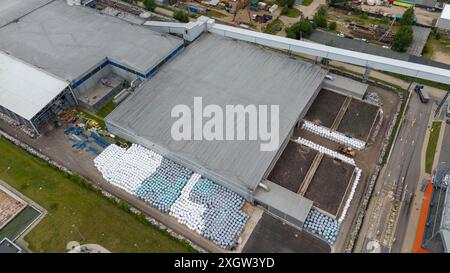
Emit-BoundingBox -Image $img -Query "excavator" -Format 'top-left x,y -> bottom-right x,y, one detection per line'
339,147 -> 356,158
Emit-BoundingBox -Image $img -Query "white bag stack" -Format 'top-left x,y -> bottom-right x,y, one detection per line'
169,173 -> 207,234
295,137 -> 356,166
303,209 -> 340,245
94,145 -> 250,249
338,168 -> 362,223
302,121 -> 366,150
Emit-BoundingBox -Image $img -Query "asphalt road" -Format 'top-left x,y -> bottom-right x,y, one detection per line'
389,92 -> 433,253
362,87 -> 432,253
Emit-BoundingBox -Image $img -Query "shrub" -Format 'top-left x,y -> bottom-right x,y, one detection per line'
174,10 -> 190,23
392,26 -> 413,52
400,7 -> 414,26
314,6 -> 327,28
144,0 -> 156,12
328,21 -> 337,31
285,19 -> 313,39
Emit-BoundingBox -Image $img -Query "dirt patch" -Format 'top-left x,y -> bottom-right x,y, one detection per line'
305,89 -> 347,128
431,51 -> 450,65
268,141 -> 318,193
304,155 -> 355,216
337,98 -> 379,140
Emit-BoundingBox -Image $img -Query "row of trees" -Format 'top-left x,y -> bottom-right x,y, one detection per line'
392,7 -> 415,52
142,0 -> 189,23
285,6 -> 334,40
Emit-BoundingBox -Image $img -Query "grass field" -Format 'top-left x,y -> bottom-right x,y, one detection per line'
0,138 -> 195,253
206,10 -> 227,18
77,109 -> 106,129
282,8 -> 301,18
96,101 -> 116,118
425,121 -> 442,174
301,0 -> 314,6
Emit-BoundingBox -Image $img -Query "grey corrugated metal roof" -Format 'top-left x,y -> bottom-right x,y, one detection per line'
106,33 -> 326,193
0,51 -> 68,120
323,74 -> 368,99
0,0 -> 183,81
413,0 -> 437,8
0,0 -> 53,28
408,26 -> 431,56
254,181 -> 313,225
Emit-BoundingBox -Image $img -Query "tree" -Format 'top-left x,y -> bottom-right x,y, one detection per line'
285,19 -> 313,40
328,21 -> 337,31
400,7 -> 415,26
278,0 -> 295,7
144,0 -> 156,12
173,10 -> 189,23
392,26 -> 413,52
287,0 -> 295,8
314,6 -> 327,28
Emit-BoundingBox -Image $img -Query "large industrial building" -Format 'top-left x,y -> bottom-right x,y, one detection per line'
0,0 -> 184,133
0,51 -> 73,134
3,0 -> 450,228
106,33 -> 326,200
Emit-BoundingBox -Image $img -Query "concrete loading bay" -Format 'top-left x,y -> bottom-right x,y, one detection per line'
268,85 -> 400,251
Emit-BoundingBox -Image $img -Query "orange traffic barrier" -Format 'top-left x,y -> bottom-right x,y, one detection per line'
412,180 -> 432,253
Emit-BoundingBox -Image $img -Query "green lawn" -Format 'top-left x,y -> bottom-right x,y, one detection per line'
425,121 -> 442,174
0,138 -> 195,253
206,10 -> 227,18
77,109 -> 106,129
282,8 -> 301,18
301,0 -> 314,6
96,100 -> 116,118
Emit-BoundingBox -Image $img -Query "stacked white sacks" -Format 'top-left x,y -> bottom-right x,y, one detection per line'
94,144 -> 163,194
135,158 -> 192,213
296,137 -> 356,166
94,144 -> 126,180
303,209 -> 340,245
190,178 -> 249,249
169,173 -> 206,234
338,168 -> 362,223
95,145 -> 249,249
302,121 -> 366,150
